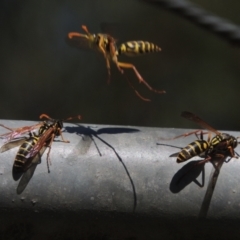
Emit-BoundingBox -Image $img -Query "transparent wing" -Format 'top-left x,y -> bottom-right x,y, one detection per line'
0,123 -> 41,142
25,128 -> 53,159
0,138 -> 26,153
181,111 -> 220,135
16,146 -> 47,194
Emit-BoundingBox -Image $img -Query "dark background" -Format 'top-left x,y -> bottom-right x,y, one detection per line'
1,0 -> 240,130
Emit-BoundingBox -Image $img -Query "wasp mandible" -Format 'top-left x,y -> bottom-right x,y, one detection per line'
67,25 -> 165,101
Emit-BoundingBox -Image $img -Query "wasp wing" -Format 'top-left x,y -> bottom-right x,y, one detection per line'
0,138 -> 26,153
0,123 -> 41,142
181,111 -> 220,135
16,146 -> 47,195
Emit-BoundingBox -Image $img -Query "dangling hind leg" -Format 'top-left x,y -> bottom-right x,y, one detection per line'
116,61 -> 166,94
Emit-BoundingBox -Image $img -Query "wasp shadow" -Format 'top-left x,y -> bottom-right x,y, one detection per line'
170,160 -> 206,193
65,125 -> 140,156
65,124 -> 140,135
170,155 -> 228,218
157,142 -> 206,192
64,124 -> 140,212
158,139 -> 234,218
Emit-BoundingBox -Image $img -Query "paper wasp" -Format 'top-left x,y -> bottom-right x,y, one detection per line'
163,111 -> 239,165
0,114 -> 81,193
67,25 -> 165,101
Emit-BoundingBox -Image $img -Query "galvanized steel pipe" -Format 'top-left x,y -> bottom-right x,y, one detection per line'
0,120 -> 240,239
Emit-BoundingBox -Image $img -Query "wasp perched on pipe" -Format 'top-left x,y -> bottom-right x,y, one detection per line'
161,111 -> 239,165
67,25 -> 165,101
13,114 -> 81,176
0,114 -> 81,194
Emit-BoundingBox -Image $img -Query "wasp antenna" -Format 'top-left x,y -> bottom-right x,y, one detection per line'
81,25 -> 91,35
39,114 -> 52,120
65,115 -> 82,121
68,32 -> 85,39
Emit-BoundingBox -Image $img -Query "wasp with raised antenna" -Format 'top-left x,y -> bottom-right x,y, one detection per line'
162,111 -> 239,165
67,25 -> 165,101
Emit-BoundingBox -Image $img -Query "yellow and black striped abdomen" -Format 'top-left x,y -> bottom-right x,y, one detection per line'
177,140 -> 209,163
117,41 -> 161,56
13,136 -> 39,172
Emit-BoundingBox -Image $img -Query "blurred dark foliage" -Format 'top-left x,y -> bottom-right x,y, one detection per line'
0,0 -> 240,131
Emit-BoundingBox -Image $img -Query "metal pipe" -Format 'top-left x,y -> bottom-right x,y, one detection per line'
0,120 -> 240,239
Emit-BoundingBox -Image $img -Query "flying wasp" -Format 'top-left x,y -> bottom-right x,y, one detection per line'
162,111 -> 239,165
67,25 -> 165,101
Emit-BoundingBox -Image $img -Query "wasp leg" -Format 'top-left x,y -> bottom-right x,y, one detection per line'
125,76 -> 151,102
81,25 -> 92,36
98,44 -> 112,84
112,56 -> 151,101
45,134 -> 55,172
67,32 -> 88,40
105,58 -> 111,84
228,146 -> 239,159
177,155 -> 212,186
0,124 -> 14,132
220,146 -> 239,163
193,166 -> 205,188
65,115 -> 82,121
44,130 -> 69,172
115,61 -> 166,94
58,128 -> 70,144
39,113 -> 52,120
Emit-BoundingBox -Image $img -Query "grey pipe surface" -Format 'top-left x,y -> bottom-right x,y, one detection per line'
0,120 -> 240,239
